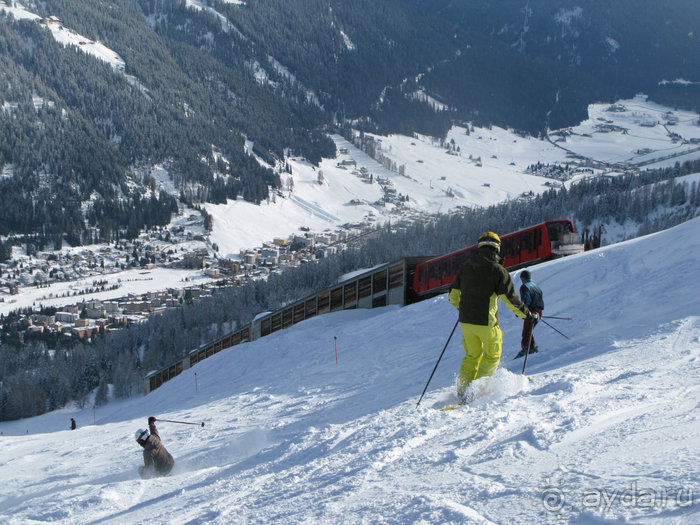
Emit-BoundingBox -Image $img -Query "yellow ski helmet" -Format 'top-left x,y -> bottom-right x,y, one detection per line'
477,231 -> 501,250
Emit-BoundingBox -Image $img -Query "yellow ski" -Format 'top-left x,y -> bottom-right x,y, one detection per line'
440,404 -> 467,412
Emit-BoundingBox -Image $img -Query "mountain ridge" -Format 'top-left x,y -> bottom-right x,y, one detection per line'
1,0 -> 697,245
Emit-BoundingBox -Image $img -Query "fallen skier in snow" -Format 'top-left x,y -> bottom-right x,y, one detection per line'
135,417 -> 174,478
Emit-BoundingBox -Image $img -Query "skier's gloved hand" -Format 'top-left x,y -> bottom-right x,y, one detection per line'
528,311 -> 540,323
148,416 -> 156,425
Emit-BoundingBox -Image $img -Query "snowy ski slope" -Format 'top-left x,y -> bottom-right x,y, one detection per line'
0,225 -> 698,523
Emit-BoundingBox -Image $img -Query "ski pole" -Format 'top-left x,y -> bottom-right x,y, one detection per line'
416,319 -> 459,408
157,419 -> 205,427
541,315 -> 572,321
540,318 -> 570,340
522,330 -> 534,375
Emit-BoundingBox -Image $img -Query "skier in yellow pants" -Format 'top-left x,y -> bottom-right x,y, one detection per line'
449,232 -> 536,402
457,323 -> 504,389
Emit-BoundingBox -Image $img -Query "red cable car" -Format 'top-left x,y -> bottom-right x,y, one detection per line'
412,220 -> 583,297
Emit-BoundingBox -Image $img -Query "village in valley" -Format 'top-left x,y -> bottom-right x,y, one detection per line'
0,204 -> 377,346
2,95 -> 699,346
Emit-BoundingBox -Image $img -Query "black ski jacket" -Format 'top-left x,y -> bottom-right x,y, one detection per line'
449,246 -> 529,326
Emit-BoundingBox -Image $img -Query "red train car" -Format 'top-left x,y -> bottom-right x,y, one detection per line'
412,220 -> 583,297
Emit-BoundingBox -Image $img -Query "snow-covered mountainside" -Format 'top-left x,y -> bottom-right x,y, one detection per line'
0,2 -> 125,71
1,217 -> 698,524
207,96 -> 700,258
3,97 -> 697,319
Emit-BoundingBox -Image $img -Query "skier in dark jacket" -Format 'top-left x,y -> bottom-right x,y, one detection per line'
449,231 -> 534,402
135,417 -> 174,478
515,270 -> 544,359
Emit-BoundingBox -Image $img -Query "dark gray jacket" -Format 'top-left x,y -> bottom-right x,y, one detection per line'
140,423 -> 174,476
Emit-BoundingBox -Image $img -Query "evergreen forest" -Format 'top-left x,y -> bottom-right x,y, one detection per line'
1,0 -> 698,245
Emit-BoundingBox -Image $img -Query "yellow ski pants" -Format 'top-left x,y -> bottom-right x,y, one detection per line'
457,322 -> 503,395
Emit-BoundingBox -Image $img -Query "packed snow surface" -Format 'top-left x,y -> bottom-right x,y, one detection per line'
1,218 -> 698,524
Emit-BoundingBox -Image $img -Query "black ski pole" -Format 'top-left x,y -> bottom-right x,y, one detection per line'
416,319 -> 459,408
540,318 -> 570,340
541,315 -> 572,321
521,330 -> 534,375
157,419 -> 205,427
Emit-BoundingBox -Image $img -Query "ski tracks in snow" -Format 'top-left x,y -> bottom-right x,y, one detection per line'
174,317 -> 699,523
307,318 -> 699,523
289,195 -> 341,222
3,215 -> 700,524
159,316 -> 699,524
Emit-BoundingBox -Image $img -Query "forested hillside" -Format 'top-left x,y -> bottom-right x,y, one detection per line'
1,0 -> 698,245
0,0 -> 332,245
407,0 -> 700,127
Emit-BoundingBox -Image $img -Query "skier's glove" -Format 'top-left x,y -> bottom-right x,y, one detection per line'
528,311 -> 540,323
148,416 -> 156,425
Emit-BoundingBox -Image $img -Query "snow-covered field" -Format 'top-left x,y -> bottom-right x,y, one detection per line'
5,95 -> 697,317
208,96 -> 700,258
1,217 -> 698,524
207,130 -> 569,258
558,97 -> 700,167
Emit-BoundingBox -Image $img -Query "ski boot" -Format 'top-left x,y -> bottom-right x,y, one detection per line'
514,345 -> 538,359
